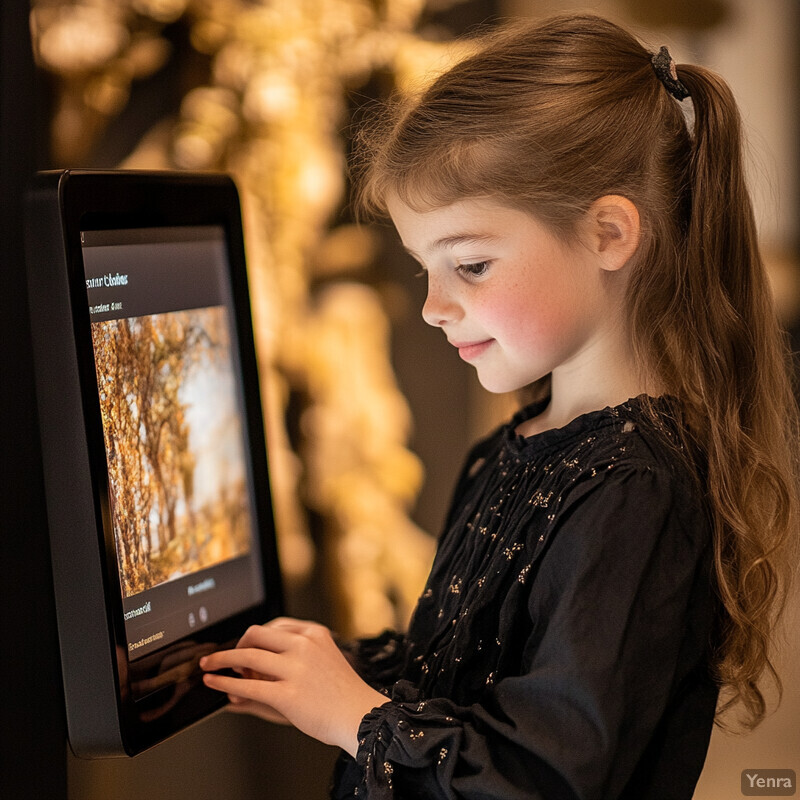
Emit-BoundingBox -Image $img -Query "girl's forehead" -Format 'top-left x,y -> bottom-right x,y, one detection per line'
387,196 -> 556,255
388,196 -> 536,232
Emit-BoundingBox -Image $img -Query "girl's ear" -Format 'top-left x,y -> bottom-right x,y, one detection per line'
585,195 -> 641,271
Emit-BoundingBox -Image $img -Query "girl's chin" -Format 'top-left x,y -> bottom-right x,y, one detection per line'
474,373 -> 530,395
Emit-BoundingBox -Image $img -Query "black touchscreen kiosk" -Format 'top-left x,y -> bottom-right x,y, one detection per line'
25,170 -> 283,757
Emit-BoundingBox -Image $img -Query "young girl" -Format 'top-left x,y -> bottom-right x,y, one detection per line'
200,14 -> 800,799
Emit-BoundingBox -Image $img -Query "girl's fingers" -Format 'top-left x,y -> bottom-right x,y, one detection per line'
203,671 -> 280,704
234,622 -> 306,652
201,617 -> 330,684
264,616 -> 317,632
200,646 -> 281,678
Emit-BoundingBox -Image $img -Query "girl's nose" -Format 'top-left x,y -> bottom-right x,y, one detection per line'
421,277 -> 460,328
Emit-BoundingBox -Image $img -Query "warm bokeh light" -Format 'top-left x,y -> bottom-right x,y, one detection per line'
29,0 -> 475,635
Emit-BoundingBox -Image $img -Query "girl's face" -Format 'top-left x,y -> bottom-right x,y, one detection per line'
387,196 -> 619,394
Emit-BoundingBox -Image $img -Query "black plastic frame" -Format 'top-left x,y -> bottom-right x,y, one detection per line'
25,170 -> 283,757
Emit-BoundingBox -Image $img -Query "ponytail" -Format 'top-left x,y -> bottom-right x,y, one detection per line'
636,62 -> 800,729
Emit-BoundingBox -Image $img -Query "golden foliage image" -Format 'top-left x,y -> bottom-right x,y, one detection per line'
91,307 -> 252,598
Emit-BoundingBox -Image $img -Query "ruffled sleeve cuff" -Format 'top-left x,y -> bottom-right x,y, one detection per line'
352,682 -> 464,799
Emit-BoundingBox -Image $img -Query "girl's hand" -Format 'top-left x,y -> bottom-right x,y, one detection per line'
200,618 -> 388,757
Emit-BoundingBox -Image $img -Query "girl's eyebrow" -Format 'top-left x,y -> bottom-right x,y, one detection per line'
404,233 -> 500,259
433,233 -> 500,249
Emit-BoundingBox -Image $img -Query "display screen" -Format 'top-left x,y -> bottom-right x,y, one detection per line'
81,226 -> 265,662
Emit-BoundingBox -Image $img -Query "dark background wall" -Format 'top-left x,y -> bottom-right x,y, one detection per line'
0,0 -> 67,796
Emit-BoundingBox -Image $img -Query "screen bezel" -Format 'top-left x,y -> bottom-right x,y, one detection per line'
57,171 -> 283,755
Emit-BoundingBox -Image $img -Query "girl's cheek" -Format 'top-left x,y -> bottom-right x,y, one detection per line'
487,291 -> 563,345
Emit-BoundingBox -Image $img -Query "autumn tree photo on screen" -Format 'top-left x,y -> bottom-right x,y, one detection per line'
90,307 -> 253,598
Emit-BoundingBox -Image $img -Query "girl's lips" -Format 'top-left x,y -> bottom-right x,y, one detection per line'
452,339 -> 494,361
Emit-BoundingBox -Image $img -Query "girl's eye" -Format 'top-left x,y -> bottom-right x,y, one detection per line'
456,261 -> 491,279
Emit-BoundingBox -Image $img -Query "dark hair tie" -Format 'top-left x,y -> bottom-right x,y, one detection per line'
651,46 -> 690,100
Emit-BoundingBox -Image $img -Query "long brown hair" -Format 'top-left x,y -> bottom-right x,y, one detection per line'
354,13 -> 800,730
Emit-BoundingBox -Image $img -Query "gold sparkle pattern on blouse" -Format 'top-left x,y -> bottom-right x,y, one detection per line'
394,400 -> 669,730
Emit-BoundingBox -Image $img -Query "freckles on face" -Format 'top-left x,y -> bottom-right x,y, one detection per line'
475,243 -> 591,370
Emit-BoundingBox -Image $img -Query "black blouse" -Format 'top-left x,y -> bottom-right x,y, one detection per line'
332,395 -> 720,800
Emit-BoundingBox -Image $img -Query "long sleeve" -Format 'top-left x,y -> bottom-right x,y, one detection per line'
339,461 -> 717,800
